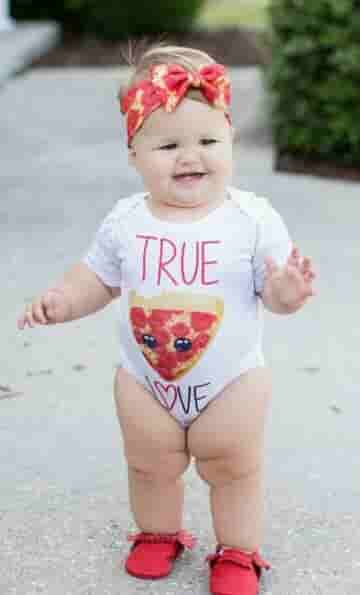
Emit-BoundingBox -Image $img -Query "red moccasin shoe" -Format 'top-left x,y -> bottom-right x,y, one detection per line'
207,546 -> 271,595
125,530 -> 196,579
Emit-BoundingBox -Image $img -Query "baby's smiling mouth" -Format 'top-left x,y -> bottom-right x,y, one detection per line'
173,172 -> 207,180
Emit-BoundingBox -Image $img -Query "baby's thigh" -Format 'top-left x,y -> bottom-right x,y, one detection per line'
187,367 -> 272,470
114,367 -> 189,477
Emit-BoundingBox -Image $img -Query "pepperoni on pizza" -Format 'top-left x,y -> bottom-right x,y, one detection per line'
128,290 -> 224,381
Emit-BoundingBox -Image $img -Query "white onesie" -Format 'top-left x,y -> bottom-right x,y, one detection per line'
84,186 -> 292,427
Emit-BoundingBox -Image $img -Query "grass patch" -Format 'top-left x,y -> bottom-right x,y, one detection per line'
197,0 -> 270,29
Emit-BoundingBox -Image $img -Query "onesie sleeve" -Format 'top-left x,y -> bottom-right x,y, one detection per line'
252,203 -> 293,295
83,211 -> 123,288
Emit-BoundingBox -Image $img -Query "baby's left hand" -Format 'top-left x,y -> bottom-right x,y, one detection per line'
264,247 -> 317,307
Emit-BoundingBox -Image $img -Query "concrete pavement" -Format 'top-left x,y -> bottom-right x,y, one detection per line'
1,56 -> 360,594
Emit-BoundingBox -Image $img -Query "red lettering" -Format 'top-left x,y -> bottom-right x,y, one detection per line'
201,241 -> 221,285
136,234 -> 158,281
136,236 -> 221,287
180,241 -> 200,285
157,238 -> 178,286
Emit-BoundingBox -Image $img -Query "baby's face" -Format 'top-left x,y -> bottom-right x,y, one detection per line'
129,98 -> 233,210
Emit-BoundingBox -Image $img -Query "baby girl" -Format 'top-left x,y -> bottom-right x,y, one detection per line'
18,44 -> 316,595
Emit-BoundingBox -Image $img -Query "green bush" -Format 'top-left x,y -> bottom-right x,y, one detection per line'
11,0 -> 206,39
267,0 -> 360,166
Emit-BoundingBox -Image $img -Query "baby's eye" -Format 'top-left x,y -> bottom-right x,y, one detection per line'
200,138 -> 217,146
159,143 -> 178,150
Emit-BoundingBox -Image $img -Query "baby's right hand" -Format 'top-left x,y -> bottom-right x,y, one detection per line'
17,288 -> 72,330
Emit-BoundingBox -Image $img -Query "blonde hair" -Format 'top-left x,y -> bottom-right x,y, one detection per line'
118,43 -> 217,105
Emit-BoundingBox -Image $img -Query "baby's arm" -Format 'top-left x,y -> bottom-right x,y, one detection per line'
17,261 -> 120,330
251,198 -> 316,315
260,247 -> 316,314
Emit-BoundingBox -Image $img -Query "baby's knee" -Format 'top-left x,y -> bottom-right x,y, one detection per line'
128,450 -> 190,483
195,454 -> 262,487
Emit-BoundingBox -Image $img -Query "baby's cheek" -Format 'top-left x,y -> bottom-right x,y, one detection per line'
149,155 -> 171,176
142,162 -> 164,184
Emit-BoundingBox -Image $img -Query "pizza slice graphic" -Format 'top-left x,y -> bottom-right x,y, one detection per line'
129,290 -> 224,381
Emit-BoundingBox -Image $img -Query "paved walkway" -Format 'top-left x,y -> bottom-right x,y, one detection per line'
0,22 -> 60,87
1,26 -> 360,595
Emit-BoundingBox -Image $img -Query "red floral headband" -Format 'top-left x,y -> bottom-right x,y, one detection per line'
120,63 -> 231,145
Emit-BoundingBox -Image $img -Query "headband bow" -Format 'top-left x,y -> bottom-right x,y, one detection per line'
120,63 -> 231,145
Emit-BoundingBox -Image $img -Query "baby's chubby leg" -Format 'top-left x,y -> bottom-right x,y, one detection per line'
114,367 -> 190,533
187,367 -> 272,551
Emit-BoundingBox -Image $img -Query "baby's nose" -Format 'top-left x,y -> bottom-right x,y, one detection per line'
177,147 -> 200,165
